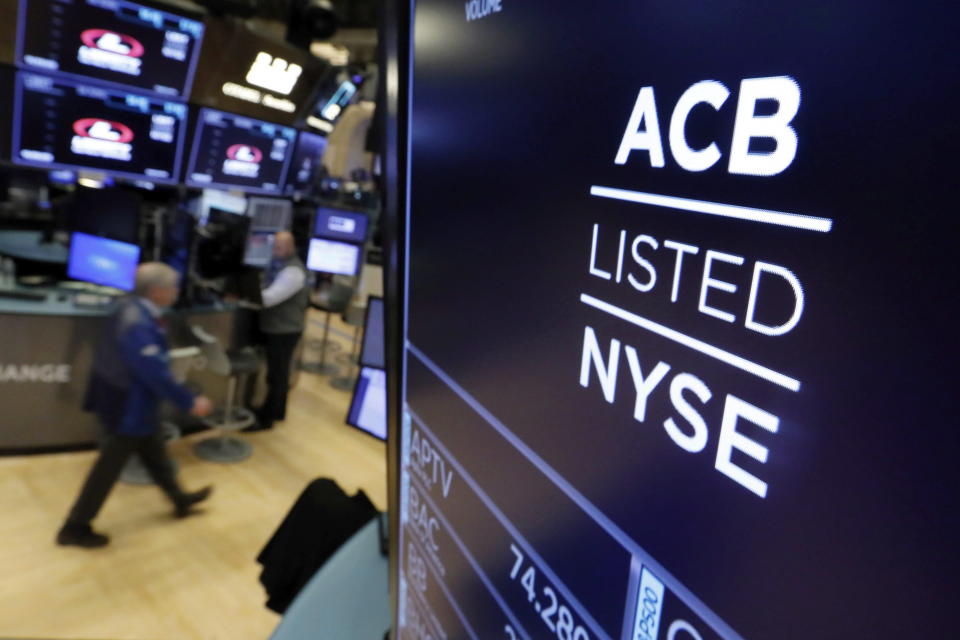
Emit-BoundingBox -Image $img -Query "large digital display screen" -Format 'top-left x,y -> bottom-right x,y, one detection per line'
12,72 -> 187,183
67,231 -> 140,291
186,108 -> 296,195
16,0 -> 204,98
394,2 -> 959,639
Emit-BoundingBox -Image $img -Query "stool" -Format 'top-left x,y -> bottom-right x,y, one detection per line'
330,303 -> 365,392
302,281 -> 354,376
191,326 -> 259,463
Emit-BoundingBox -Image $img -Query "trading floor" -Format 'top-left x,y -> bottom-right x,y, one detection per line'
0,310 -> 386,640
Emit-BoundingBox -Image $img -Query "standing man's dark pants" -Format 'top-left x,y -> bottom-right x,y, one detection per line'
66,428 -> 185,526
260,332 -> 302,428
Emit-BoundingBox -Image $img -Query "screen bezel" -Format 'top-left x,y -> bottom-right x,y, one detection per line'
345,364 -> 388,442
14,0 -> 206,99
380,0 -> 410,634
184,107 -> 297,195
67,231 -> 141,291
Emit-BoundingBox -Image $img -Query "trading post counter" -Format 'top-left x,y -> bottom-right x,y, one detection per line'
0,296 -> 255,452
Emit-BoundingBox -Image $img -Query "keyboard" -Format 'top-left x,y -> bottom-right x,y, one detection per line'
0,289 -> 46,302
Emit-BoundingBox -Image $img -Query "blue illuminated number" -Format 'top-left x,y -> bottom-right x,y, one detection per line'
638,586 -> 659,634
556,606 -> 574,640
509,543 -> 524,579
541,586 -> 558,632
573,627 -> 589,640
521,566 -> 537,602
505,625 -> 517,640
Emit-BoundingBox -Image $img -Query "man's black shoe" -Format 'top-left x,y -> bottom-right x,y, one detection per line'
175,485 -> 213,518
242,421 -> 273,432
57,523 -> 109,548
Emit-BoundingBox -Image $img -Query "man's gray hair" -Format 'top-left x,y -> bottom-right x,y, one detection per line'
133,262 -> 179,296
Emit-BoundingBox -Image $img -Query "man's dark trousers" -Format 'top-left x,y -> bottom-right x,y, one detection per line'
66,426 -> 184,526
261,332 -> 302,427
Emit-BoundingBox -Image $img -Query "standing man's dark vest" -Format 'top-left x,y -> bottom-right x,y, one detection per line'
260,254 -> 309,334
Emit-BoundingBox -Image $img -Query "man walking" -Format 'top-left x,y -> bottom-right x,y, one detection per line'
57,263 -> 214,548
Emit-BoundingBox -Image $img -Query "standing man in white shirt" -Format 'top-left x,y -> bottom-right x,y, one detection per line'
250,231 -> 309,431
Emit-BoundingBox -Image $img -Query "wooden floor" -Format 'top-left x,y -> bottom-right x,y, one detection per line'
0,312 -> 387,640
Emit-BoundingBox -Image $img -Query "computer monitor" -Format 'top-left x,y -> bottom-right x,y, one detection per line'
67,186 -> 141,243
314,208 -> 368,243
306,237 -> 361,276
185,108 -> 297,195
359,296 -> 384,369
283,131 -> 328,196
346,366 -> 386,440
243,231 -> 275,268
247,197 -> 292,232
67,232 -> 140,291
16,0 -> 205,98
12,72 -> 188,184
195,208 -> 250,279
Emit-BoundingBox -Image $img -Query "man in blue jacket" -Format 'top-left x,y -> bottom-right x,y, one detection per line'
57,263 -> 215,548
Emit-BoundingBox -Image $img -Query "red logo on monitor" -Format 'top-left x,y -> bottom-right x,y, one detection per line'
226,144 -> 263,164
80,29 -> 145,58
72,118 -> 135,143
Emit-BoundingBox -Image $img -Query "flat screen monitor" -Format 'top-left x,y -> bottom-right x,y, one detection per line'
392,1 -> 959,639
305,70 -> 365,132
283,131 -> 327,195
12,72 -> 187,183
247,196 -> 292,232
306,237 -> 361,276
186,108 -> 297,195
195,207 -> 250,279
346,366 -> 386,440
360,296 -> 384,368
314,208 -> 368,243
243,231 -> 274,267
67,231 -> 140,291
16,0 -> 205,98
67,186 -> 141,243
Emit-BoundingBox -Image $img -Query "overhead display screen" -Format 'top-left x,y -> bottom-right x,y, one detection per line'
16,0 -> 205,98
188,19 -> 325,126
186,108 -> 296,195
12,71 -> 187,183
394,2 -> 958,640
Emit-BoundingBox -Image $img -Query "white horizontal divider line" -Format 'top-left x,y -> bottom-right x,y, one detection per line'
407,345 -> 745,640
581,293 -> 801,392
590,185 -> 833,233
